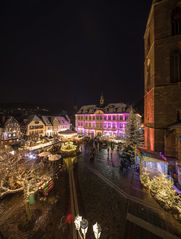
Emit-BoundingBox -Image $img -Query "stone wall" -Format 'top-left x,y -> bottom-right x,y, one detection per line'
144,0 -> 181,155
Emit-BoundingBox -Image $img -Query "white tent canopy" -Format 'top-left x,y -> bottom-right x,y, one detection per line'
48,154 -> 61,161
38,151 -> 51,157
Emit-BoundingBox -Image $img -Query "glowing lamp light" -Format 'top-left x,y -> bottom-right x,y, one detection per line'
74,215 -> 82,230
80,218 -> 88,238
10,150 -> 15,155
26,152 -> 36,160
74,216 -> 101,238
93,223 -> 102,239
60,142 -> 77,153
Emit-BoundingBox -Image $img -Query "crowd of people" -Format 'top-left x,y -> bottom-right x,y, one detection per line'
79,137 -> 139,175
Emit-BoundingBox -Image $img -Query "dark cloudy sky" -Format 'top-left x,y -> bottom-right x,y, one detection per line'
0,0 -> 152,110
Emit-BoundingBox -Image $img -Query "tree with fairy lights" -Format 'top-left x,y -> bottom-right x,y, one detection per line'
0,146 -> 53,200
121,107 -> 142,166
125,107 -> 142,148
140,170 -> 151,188
141,173 -> 181,220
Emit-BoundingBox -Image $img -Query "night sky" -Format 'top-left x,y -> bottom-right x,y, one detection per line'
0,0 -> 152,110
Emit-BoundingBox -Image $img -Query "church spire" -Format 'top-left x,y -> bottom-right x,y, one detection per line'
100,92 -> 104,106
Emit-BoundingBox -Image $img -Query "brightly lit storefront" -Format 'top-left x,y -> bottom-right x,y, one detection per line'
141,156 -> 168,178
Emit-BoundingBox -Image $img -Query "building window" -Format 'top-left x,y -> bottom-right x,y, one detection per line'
172,7 -> 181,35
113,116 -> 116,120
119,123 -> 123,128
108,116 -> 111,120
125,115 -> 129,121
104,116 -> 107,120
146,58 -> 151,91
170,51 -> 181,83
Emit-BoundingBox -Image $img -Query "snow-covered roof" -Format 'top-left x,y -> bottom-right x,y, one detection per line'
41,116 -> 52,126
4,116 -> 19,126
55,116 -> 70,125
27,115 -> 44,124
104,103 -> 128,113
59,129 -> 77,135
77,103 -> 129,114
77,105 -> 97,114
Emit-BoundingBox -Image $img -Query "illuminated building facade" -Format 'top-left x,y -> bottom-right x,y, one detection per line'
25,115 -> 71,137
144,0 -> 181,155
75,100 -> 131,138
1,117 -> 21,142
26,115 -> 45,137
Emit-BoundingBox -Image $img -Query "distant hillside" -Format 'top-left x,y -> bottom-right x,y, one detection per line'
0,102 -> 72,116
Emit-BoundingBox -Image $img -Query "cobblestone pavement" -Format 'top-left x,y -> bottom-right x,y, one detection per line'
75,144 -> 181,239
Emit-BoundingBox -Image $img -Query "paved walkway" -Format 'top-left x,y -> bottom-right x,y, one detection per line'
77,144 -> 181,238
82,145 -> 149,200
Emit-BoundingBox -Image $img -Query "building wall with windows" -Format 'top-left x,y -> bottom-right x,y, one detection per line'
42,116 -> 53,137
26,115 -> 46,137
51,117 -> 60,135
57,116 -> 71,132
75,103 -> 132,138
2,117 -> 21,141
144,0 -> 181,152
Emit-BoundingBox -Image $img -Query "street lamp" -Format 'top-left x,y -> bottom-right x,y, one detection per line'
93,222 -> 102,239
74,215 -> 101,239
80,218 -> 88,239
74,215 -> 82,230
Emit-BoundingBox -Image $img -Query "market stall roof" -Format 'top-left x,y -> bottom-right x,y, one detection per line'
48,154 -> 61,161
138,148 -> 168,161
142,156 -> 168,164
38,151 -> 51,157
58,129 -> 77,135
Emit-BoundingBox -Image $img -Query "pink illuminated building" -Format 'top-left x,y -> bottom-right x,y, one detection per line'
75,96 -> 132,138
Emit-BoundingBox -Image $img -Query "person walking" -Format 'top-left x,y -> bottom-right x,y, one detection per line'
97,141 -> 99,152
110,142 -> 114,157
107,146 -> 110,159
110,147 -> 113,158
